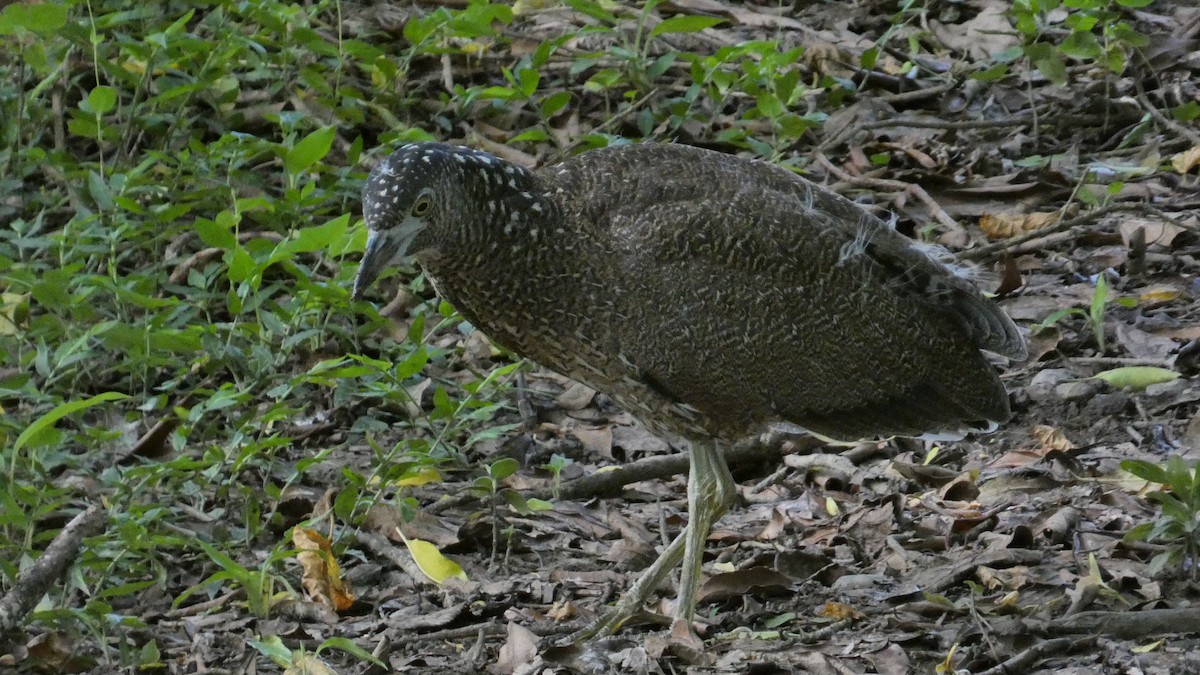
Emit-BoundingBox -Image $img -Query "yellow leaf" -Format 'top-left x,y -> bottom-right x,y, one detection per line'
0,293 -> 26,336
923,445 -> 940,465
399,531 -> 468,584
1139,286 -> 1182,303
1133,638 -> 1164,654
1092,367 -> 1180,391
935,642 -> 959,674
395,467 -> 442,487
824,496 -> 839,516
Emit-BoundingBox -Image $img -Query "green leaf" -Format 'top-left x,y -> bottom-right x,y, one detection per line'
1034,52 -> 1068,86
540,91 -> 572,118
315,637 -> 387,667
1122,521 -> 1154,543
196,217 -> 237,250
1090,274 -> 1108,322
501,488 -> 531,514
14,392 -> 129,453
563,0 -> 618,24
284,126 -> 337,175
88,86 -> 118,115
87,171 -> 115,211
650,15 -> 723,39
0,2 -> 68,34
248,636 -> 293,668
1121,459 -> 1169,485
488,457 -> 520,481
1059,31 -> 1101,60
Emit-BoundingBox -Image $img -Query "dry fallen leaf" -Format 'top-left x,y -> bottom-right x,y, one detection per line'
1170,146 -> 1200,174
283,654 -> 337,675
292,528 -> 355,612
494,621 -> 539,675
1119,218 -> 1184,249
818,601 -> 864,620
979,211 -> 1060,240
1032,425 -> 1074,452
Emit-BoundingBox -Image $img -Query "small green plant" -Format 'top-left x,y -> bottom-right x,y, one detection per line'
1122,457 -> 1200,579
1035,274 -> 1125,353
178,540 -> 292,619
469,457 -> 551,561
250,634 -> 386,671
542,452 -> 574,499
1001,0 -> 1154,86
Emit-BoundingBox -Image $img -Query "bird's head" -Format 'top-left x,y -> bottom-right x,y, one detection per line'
352,142 -> 542,300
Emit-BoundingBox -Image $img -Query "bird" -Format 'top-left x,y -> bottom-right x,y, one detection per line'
351,141 -> 1026,641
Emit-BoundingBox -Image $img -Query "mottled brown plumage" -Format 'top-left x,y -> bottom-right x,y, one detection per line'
353,141 -> 1025,640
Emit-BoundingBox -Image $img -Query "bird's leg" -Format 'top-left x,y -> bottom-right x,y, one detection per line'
561,441 -> 735,643
676,440 -> 736,624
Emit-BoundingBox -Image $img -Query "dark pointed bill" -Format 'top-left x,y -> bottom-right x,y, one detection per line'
352,229 -> 402,301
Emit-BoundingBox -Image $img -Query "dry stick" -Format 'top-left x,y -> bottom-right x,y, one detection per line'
976,637 -> 1097,675
813,152 -> 967,240
992,607 -> 1200,640
862,117 -> 1031,131
425,434 -> 788,516
1135,83 -> 1200,147
0,503 -> 107,633
957,203 -> 1190,262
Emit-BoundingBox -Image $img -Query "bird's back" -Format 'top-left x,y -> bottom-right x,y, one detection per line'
435,144 -> 1023,442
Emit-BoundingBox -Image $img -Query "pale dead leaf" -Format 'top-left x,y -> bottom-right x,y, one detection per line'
1032,425 -> 1074,452
570,425 -> 613,457
1170,146 -> 1200,174
494,622 -> 539,675
979,211 -> 1061,240
1119,217 -> 1183,248
929,4 -> 1019,60
556,382 -> 596,410
869,643 -> 912,675
284,654 -> 337,675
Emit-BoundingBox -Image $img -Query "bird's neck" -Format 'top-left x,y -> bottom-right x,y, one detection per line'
425,167 -> 562,268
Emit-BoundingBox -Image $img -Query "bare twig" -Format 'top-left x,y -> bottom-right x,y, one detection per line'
976,637 -> 1097,675
0,504 -> 107,633
814,152 -> 967,239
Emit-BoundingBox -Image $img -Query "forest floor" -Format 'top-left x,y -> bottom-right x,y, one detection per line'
2,0 -> 1200,673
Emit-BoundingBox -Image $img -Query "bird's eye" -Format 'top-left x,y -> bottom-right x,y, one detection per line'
411,196 -> 432,217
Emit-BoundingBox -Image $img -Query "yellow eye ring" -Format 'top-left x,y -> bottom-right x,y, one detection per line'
411,196 -> 432,217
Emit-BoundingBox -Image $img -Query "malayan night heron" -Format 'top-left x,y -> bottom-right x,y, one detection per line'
351,141 -> 1026,640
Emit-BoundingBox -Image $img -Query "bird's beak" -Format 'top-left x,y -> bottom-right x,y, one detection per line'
352,228 -> 403,301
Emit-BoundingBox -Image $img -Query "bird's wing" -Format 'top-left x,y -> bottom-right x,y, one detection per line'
591,151 -> 1026,361
595,176 -> 1020,439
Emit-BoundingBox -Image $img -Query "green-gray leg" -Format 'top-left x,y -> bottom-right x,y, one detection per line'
677,440 -> 736,623
562,441 -> 735,643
